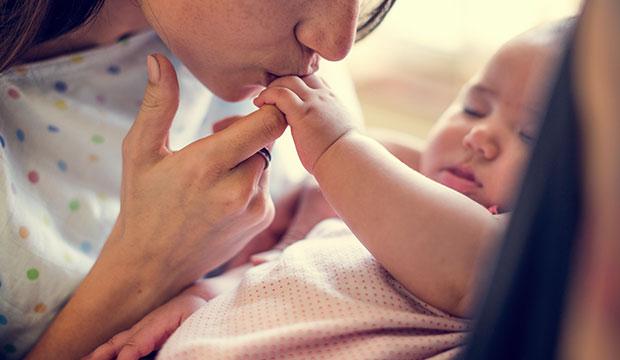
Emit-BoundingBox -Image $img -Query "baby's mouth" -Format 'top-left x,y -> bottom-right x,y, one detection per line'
438,166 -> 482,194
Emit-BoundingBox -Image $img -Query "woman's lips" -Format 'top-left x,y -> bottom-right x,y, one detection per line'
264,72 -> 278,86
437,166 -> 482,194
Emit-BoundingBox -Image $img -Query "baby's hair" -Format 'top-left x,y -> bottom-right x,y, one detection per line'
0,0 -> 397,73
519,16 -> 578,49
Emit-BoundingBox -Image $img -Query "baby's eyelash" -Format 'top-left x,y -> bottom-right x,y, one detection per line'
463,107 -> 484,118
519,131 -> 536,145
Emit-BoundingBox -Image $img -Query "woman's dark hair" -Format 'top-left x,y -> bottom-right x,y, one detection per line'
0,0 -> 395,73
0,0 -> 105,72
356,0 -> 397,41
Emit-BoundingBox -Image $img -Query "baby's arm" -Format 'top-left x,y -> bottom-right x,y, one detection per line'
368,127 -> 424,171
255,76 -> 503,317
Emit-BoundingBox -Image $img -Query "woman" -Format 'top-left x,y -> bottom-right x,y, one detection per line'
0,0 -> 395,358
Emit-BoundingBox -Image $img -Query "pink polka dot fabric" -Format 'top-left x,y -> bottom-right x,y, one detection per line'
159,219 -> 469,360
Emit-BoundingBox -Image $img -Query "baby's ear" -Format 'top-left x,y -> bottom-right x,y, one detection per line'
212,116 -> 243,133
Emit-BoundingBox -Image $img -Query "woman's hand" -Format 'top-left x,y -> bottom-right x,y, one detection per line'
104,53 -> 287,292
27,54 -> 287,359
254,75 -> 358,173
226,181 -> 338,267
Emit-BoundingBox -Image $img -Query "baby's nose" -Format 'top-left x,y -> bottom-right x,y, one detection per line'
463,126 -> 500,160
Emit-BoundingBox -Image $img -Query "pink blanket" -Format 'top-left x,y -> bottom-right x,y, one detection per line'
158,219 -> 469,359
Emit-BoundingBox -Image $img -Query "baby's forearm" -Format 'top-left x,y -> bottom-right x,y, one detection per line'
368,127 -> 425,171
313,131 -> 502,317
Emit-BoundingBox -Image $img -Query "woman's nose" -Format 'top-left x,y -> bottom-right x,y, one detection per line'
462,124 -> 500,160
295,3 -> 359,61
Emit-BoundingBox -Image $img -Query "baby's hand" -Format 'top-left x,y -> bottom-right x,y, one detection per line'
254,75 -> 358,173
84,284 -> 213,360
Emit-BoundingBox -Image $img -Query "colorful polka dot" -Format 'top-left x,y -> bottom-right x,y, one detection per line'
88,154 -> 99,162
107,65 -> 121,75
70,55 -> 84,63
16,129 -> 25,142
64,252 -> 73,263
0,134 -> 4,148
117,33 -> 132,44
69,199 -> 80,212
54,99 -> 68,110
10,183 -> 17,195
18,226 -> 29,239
0,314 -> 7,325
80,242 -> 92,254
96,95 -> 106,104
54,81 -> 68,93
14,66 -> 28,76
26,268 -> 39,281
91,134 -> 105,144
47,124 -> 60,133
3,344 -> 16,353
27,170 -> 39,184
34,303 -> 47,313
7,87 -> 20,99
57,160 -> 67,172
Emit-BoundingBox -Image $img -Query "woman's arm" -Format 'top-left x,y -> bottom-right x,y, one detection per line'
27,55 -> 287,359
27,224 -> 179,359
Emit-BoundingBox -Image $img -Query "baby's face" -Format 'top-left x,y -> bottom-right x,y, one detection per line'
420,37 -> 558,212
139,0 -> 361,101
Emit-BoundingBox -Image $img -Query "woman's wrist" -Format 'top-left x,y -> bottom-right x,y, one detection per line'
27,228 -> 183,359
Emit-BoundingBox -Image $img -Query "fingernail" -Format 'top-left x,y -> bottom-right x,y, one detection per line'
146,54 -> 160,84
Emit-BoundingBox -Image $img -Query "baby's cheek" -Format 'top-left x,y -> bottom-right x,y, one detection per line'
492,161 -> 523,210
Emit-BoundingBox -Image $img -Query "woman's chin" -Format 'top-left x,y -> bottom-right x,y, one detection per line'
217,84 -> 265,103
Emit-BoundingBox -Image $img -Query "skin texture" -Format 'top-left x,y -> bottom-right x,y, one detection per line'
22,1 -> 367,358
140,0 -> 360,101
85,32 -> 562,359
251,32 -> 559,317
24,0 -> 361,102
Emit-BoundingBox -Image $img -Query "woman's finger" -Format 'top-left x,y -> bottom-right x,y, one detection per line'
228,152 -> 272,198
189,105 -> 287,170
124,54 -> 180,165
212,116 -> 243,133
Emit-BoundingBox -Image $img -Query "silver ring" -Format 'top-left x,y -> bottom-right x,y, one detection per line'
256,147 -> 271,169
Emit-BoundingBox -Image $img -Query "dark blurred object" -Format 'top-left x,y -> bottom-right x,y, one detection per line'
462,0 -> 620,359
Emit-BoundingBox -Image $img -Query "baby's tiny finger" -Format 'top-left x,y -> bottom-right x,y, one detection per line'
301,74 -> 326,89
86,330 -> 132,360
255,87 -> 305,119
268,76 -> 313,99
250,249 -> 283,265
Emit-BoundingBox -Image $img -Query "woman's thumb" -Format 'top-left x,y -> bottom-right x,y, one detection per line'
126,54 -> 180,161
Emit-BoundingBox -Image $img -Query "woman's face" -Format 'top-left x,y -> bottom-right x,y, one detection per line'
140,0 -> 361,101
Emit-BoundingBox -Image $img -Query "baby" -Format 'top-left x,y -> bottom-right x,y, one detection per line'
88,20 -> 570,360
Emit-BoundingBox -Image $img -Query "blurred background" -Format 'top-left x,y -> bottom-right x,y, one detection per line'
347,0 -> 582,138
